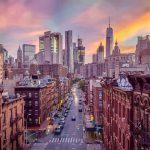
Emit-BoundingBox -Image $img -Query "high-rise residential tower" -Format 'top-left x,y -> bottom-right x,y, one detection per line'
39,31 -> 63,64
65,30 -> 74,73
106,18 -> 113,58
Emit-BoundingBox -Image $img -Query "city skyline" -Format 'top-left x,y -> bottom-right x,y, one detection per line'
0,0 -> 150,63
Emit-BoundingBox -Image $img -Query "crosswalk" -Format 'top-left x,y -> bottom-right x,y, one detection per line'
49,137 -> 84,144
31,142 -> 49,150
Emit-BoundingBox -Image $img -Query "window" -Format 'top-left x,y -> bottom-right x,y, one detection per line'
127,109 -> 130,124
29,101 -> 32,106
123,106 -> 125,118
119,129 -> 121,142
3,112 -> 6,125
128,140 -> 130,150
35,119 -> 38,124
119,103 -> 121,117
29,118 -> 32,122
29,93 -> 32,98
22,104 -> 24,113
123,134 -> 125,149
10,109 -> 13,126
35,101 -> 38,106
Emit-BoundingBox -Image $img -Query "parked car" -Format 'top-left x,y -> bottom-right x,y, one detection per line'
59,121 -> 65,126
79,101 -> 82,105
54,126 -> 62,135
64,113 -> 68,117
71,116 -> 76,121
78,108 -> 82,112
60,117 -> 65,122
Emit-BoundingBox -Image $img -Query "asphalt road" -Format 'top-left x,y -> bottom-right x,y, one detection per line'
31,85 -> 87,150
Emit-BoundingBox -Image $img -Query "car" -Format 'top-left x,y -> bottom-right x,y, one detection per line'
78,108 -> 82,112
60,117 -> 65,122
54,113 -> 59,118
54,126 -> 62,135
65,110 -> 69,113
64,113 -> 68,117
79,101 -> 82,105
71,116 -> 76,121
59,120 -> 65,126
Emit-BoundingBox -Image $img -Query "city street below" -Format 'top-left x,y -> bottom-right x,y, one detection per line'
30,85 -> 102,150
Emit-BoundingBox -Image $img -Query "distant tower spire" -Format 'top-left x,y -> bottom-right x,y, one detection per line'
109,16 -> 110,27
78,34 -> 80,39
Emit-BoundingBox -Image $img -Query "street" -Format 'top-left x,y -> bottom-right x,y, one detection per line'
45,85 -> 86,150
31,85 -> 86,150
31,85 -> 103,150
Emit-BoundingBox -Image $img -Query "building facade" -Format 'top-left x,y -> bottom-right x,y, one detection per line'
23,44 -> 36,68
30,64 -> 68,78
97,42 -> 104,63
17,46 -> 23,68
0,90 -> 24,150
39,31 -> 63,65
15,79 -> 57,128
102,77 -> 132,150
128,75 -> 150,150
65,30 -> 74,73
106,22 -> 113,58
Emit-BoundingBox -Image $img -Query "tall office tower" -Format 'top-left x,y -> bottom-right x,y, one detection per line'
106,18 -> 113,58
77,38 -> 85,65
65,30 -> 74,73
39,31 -> 63,64
17,46 -> 22,68
73,42 -> 78,73
0,44 -> 8,64
23,44 -> 36,68
92,54 -> 97,63
97,42 -> 104,63
62,49 -> 66,66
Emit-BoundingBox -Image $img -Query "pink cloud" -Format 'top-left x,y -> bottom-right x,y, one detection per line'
0,2 -> 43,29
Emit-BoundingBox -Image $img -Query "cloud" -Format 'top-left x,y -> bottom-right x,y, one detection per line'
0,0 -> 150,63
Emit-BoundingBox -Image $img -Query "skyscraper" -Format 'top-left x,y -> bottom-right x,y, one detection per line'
77,38 -> 85,65
23,44 -> 36,68
17,46 -> 22,68
97,42 -> 104,63
39,31 -> 63,64
65,30 -> 74,73
106,18 -> 113,58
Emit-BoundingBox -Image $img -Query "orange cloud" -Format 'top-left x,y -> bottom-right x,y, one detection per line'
86,11 -> 150,59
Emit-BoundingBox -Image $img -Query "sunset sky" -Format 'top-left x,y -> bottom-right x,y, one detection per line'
0,0 -> 150,63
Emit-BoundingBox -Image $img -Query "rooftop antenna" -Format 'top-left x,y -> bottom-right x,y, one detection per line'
109,16 -> 110,27
78,34 -> 80,39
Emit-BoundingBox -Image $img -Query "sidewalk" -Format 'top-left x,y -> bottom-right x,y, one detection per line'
28,119 -> 48,131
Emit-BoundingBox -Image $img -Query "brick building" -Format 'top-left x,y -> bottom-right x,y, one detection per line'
30,64 -> 68,78
0,90 -> 24,150
102,76 -> 133,150
102,74 -> 150,150
128,75 -> 150,150
15,76 -> 57,128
